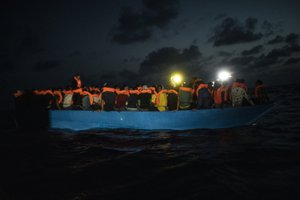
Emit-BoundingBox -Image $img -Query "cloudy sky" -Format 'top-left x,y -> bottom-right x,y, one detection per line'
1,0 -> 300,105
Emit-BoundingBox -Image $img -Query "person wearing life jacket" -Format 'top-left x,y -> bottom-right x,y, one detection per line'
207,81 -> 214,97
101,83 -> 116,111
212,81 -> 223,108
167,88 -> 179,111
192,77 -> 202,108
62,86 -> 73,109
80,87 -> 93,110
232,79 -> 248,91
220,81 -> 231,107
195,80 -> 212,109
231,79 -> 253,107
155,85 -> 168,111
178,83 -> 194,110
126,87 -> 140,111
91,90 -> 101,110
72,87 -> 83,110
138,85 -> 152,111
37,88 -> 53,109
52,88 -> 63,110
73,74 -> 82,88
115,86 -> 130,111
254,80 -> 269,104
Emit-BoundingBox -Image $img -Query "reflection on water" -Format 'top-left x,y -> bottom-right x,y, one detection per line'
0,85 -> 300,200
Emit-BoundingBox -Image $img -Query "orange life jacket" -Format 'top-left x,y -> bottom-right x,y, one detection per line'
116,90 -> 130,96
40,90 -> 53,96
81,91 -> 93,105
179,87 -> 194,94
255,84 -> 265,98
129,90 -> 140,95
102,87 -> 115,93
196,84 -> 208,96
139,89 -> 152,94
167,89 -> 178,95
221,85 -> 229,102
13,90 -> 23,98
137,86 -> 142,91
33,90 -> 42,95
94,88 -> 101,93
62,90 -> 73,95
53,91 -> 63,104
74,76 -> 82,88
72,88 -> 83,93
155,90 -> 168,105
232,82 -> 248,91
149,87 -> 157,95
214,88 -> 223,105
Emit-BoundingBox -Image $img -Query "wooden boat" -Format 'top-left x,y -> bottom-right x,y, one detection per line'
49,104 -> 273,131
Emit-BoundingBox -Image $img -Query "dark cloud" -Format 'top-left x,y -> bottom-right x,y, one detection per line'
267,35 -> 284,45
33,60 -> 61,72
245,44 -> 300,69
0,60 -> 15,74
249,54 -> 281,69
285,33 -> 300,45
112,0 -> 180,44
266,44 -> 300,59
284,57 -> 300,65
209,17 -> 263,46
181,45 -> 202,60
139,45 -> 201,75
229,56 -> 254,66
242,45 -> 263,56
214,13 -> 227,20
217,51 -> 233,57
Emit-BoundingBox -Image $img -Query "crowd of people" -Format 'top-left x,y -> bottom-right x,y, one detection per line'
13,75 -> 270,112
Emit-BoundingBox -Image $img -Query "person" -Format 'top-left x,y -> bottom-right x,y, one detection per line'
126,87 -> 140,111
91,90 -> 101,110
195,80 -> 212,109
81,87 -> 93,110
155,85 -> 168,111
178,83 -> 193,110
254,80 -> 269,104
213,81 -> 222,108
73,74 -> 82,88
167,88 -> 179,111
72,87 -> 83,110
62,86 -> 73,109
52,88 -> 63,110
115,86 -> 130,111
231,79 -> 254,107
101,84 -> 116,111
219,81 -> 231,108
138,85 -> 152,111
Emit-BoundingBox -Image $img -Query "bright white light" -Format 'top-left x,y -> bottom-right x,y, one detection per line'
218,71 -> 232,81
170,74 -> 183,84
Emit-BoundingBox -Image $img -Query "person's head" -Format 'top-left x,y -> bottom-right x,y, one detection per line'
142,85 -> 148,90
157,84 -> 163,92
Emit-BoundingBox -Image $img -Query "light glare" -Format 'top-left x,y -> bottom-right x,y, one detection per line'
218,71 -> 232,81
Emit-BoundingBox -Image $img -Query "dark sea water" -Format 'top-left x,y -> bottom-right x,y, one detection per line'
1,85 -> 300,200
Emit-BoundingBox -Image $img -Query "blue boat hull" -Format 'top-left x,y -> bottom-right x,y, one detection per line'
49,104 -> 273,131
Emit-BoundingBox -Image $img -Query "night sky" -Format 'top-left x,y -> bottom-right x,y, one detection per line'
1,0 -> 300,107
